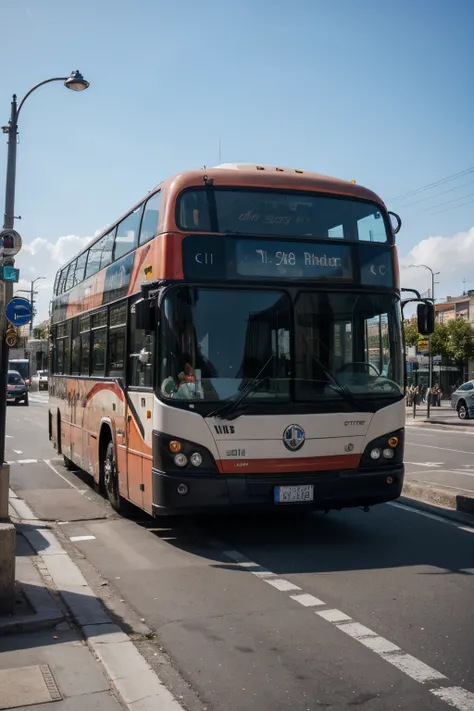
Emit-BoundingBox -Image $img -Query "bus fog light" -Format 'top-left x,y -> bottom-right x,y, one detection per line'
382,448 -> 395,459
190,452 -> 203,467
177,483 -> 188,495
174,453 -> 188,467
370,448 -> 381,460
386,476 -> 394,484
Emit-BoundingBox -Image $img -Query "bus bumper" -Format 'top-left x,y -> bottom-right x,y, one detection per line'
151,465 -> 405,515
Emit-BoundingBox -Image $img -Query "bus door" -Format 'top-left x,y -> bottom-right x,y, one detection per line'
125,304 -> 155,514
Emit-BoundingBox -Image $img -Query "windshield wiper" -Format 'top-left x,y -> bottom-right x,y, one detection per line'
207,354 -> 275,420
308,355 -> 362,409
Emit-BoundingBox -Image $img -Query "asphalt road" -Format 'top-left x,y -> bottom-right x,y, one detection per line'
7,394 -> 474,711
406,424 -> 474,494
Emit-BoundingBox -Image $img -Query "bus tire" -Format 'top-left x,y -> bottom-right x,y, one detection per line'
103,440 -> 122,513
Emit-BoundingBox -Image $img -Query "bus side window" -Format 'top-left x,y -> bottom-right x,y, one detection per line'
80,316 -> 91,376
128,299 -> 154,388
91,310 -> 107,376
107,303 -> 127,377
74,251 -> 88,286
114,207 -> 143,261
85,238 -> 104,279
139,192 -> 161,245
71,319 -> 81,374
100,229 -> 116,270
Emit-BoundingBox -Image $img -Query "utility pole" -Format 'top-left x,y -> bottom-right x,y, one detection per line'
0,71 -> 89,614
409,264 -> 440,418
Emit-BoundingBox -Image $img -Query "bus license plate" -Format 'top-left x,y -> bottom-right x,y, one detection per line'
274,485 -> 314,504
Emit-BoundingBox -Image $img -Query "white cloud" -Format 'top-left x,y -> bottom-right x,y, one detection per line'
400,226 -> 474,300
14,234 -> 92,323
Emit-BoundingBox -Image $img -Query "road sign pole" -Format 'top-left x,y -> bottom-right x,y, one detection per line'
0,96 -> 18,467
427,335 -> 432,419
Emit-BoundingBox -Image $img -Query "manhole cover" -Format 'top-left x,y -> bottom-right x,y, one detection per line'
0,665 -> 61,709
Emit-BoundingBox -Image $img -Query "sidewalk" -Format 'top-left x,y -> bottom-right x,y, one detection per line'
1,491 -> 185,711
406,399 -> 474,427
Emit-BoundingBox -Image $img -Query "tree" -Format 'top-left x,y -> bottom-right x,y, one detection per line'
403,316 -> 474,364
33,320 -> 49,340
444,317 -> 474,366
403,318 -> 420,347
430,322 -> 449,360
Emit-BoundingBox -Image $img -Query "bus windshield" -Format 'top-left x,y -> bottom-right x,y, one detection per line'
159,287 -> 403,407
177,188 -> 389,242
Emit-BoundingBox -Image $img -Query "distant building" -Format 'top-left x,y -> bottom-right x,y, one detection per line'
435,290 -> 474,324
434,290 -> 474,386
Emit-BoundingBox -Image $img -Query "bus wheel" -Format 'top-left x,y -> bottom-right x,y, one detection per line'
103,440 -> 122,513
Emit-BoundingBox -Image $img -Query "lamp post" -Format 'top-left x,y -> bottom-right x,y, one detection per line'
0,70 -> 89,466
26,277 -> 46,337
408,264 -> 440,418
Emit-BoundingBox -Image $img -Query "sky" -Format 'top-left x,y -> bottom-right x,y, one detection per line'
0,0 -> 473,320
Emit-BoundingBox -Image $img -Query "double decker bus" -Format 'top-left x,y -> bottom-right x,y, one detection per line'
49,163 -> 433,516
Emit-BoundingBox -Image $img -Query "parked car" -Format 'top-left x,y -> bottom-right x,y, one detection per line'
450,380 -> 474,419
37,370 -> 49,391
7,370 -> 29,406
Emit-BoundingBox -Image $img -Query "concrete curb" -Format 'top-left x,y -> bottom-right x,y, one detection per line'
8,490 -> 186,711
423,419 -> 474,428
397,495 -> 474,529
406,417 -> 474,430
402,480 -> 474,516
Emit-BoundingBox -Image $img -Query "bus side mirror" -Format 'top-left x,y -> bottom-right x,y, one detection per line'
135,298 -> 156,331
417,302 -> 435,335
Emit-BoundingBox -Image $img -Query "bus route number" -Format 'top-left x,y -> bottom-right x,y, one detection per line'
256,249 -> 296,266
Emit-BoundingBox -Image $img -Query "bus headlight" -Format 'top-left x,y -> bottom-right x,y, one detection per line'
360,429 -> 404,467
190,452 -> 203,467
154,432 -> 218,473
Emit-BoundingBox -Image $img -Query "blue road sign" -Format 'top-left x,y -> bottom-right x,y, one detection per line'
0,266 -> 19,282
5,297 -> 33,326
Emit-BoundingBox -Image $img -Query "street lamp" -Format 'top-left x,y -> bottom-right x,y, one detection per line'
0,70 -> 89,467
407,264 -> 441,418
16,277 -> 46,336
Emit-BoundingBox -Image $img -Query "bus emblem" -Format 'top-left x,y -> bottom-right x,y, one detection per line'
282,424 -> 305,452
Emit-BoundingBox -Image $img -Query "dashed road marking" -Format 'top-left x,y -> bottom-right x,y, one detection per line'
17,459 -> 38,464
69,535 -> 96,542
13,449 -> 23,454
289,593 -> 325,607
265,578 -> 301,592
431,686 -> 474,710
222,548 -> 474,710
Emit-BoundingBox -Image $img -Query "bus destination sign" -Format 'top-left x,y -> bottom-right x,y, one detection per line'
235,240 -> 352,280
182,235 -> 394,287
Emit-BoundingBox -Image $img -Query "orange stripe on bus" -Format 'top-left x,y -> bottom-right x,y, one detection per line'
218,453 -> 361,475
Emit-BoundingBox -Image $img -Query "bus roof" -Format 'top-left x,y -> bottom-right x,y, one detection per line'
58,163 -> 387,278
163,163 -> 385,207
